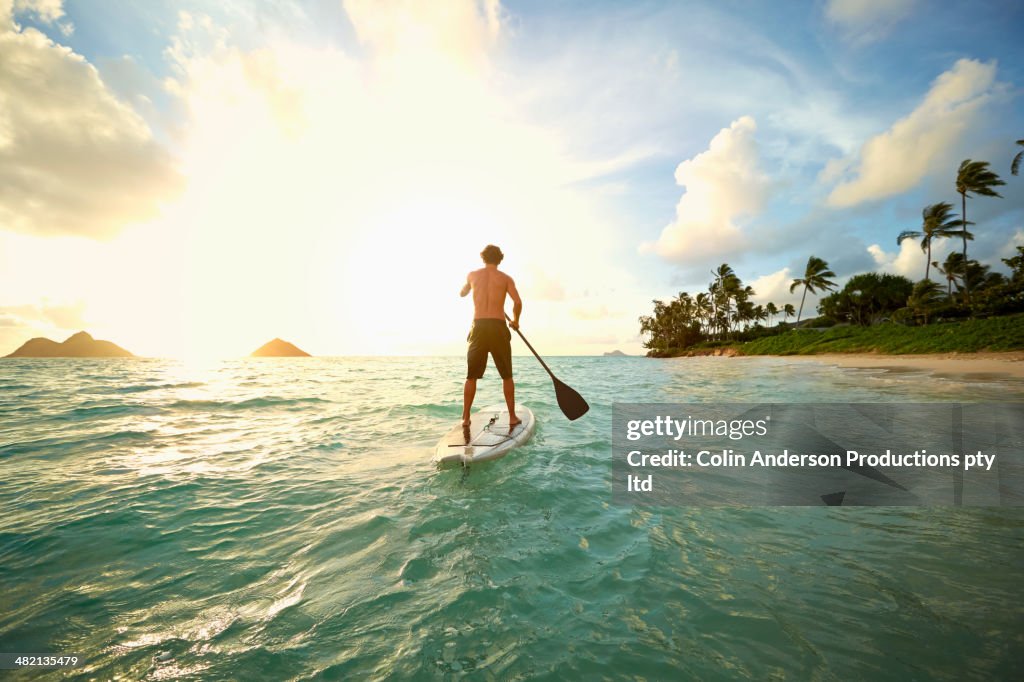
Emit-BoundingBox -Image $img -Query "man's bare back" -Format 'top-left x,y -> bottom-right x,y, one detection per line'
460,266 -> 522,325
460,246 -> 522,427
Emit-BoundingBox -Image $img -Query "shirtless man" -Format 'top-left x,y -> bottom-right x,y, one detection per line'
459,244 -> 522,426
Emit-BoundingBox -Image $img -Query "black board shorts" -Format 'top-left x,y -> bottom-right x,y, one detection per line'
466,319 -> 513,379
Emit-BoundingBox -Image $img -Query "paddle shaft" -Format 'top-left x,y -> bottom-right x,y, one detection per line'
504,313 -> 555,379
501,313 -> 589,421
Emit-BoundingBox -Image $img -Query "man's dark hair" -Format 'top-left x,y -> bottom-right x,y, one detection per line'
481,244 -> 504,265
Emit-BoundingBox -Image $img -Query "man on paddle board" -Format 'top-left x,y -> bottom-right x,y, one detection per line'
460,244 -> 522,427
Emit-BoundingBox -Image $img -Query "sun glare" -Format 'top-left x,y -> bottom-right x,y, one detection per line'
0,0 -> 640,359
338,193 -> 508,355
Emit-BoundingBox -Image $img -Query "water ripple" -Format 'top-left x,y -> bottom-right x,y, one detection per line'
0,357 -> 1021,680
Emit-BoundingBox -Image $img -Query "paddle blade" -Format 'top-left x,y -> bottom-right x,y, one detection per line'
553,377 -> 589,421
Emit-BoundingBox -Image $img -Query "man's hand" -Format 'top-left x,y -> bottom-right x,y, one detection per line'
509,319 -> 519,331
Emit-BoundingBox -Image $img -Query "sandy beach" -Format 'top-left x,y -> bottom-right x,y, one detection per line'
788,351 -> 1024,381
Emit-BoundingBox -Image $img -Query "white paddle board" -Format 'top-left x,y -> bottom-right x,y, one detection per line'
433,403 -> 535,467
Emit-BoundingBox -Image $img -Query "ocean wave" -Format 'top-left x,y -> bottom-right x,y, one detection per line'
386,403 -> 455,418
169,396 -> 331,411
58,403 -> 165,420
1,429 -> 155,457
92,381 -> 208,394
3,357 -> 1023,680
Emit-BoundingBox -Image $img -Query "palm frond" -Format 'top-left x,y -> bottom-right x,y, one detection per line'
897,230 -> 921,245
956,159 -> 1005,197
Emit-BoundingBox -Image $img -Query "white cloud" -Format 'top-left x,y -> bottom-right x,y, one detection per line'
0,298 -> 87,355
997,229 -> 1024,261
41,2 -> 644,357
0,2 -> 181,237
640,116 -> 769,263
343,0 -> 502,70
867,236 -> 958,280
749,267 -> 801,308
825,0 -> 916,44
824,59 -> 999,208
0,300 -> 85,328
5,0 -> 64,24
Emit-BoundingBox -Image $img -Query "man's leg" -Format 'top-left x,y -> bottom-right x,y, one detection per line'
494,327 -> 519,426
465,324 -> 486,426
462,378 -> 477,426
503,378 -> 520,426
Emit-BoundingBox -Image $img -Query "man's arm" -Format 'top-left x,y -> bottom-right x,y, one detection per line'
507,276 -> 523,329
460,273 -> 472,297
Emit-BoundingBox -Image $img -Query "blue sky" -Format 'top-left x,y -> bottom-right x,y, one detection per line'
1,0 -> 1022,356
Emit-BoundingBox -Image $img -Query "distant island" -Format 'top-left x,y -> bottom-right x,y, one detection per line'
4,331 -> 134,358
603,350 -> 629,356
251,338 -> 311,357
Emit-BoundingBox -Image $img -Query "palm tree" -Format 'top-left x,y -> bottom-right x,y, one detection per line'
932,255 -> 960,299
790,256 -> 837,324
907,279 -> 944,324
782,303 -> 795,324
896,202 -> 970,281
733,285 -> 756,332
711,263 -> 735,287
937,259 -> 958,299
694,292 -> 712,336
754,304 -> 768,328
765,302 -> 778,326
955,160 -> 1005,303
1013,139 -> 1024,176
710,263 -> 739,339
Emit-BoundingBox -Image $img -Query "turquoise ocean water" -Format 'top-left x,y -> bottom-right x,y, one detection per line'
1,356 -> 1022,680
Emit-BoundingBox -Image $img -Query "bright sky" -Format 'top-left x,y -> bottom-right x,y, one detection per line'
1,0 -> 1022,358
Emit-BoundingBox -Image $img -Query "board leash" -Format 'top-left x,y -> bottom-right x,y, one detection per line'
447,412 -> 519,447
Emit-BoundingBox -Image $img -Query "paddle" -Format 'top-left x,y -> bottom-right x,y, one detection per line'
505,313 -> 589,421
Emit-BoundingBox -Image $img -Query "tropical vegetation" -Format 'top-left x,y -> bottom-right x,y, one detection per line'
640,145 -> 1024,356
790,256 -> 836,323
896,202 -> 969,281
737,314 -> 1024,355
955,159 -> 1004,304
817,273 -> 913,326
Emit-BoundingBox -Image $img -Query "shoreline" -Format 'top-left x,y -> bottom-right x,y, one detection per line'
763,351 -> 1024,381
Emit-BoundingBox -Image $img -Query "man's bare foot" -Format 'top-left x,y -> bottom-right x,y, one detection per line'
508,417 -> 522,427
